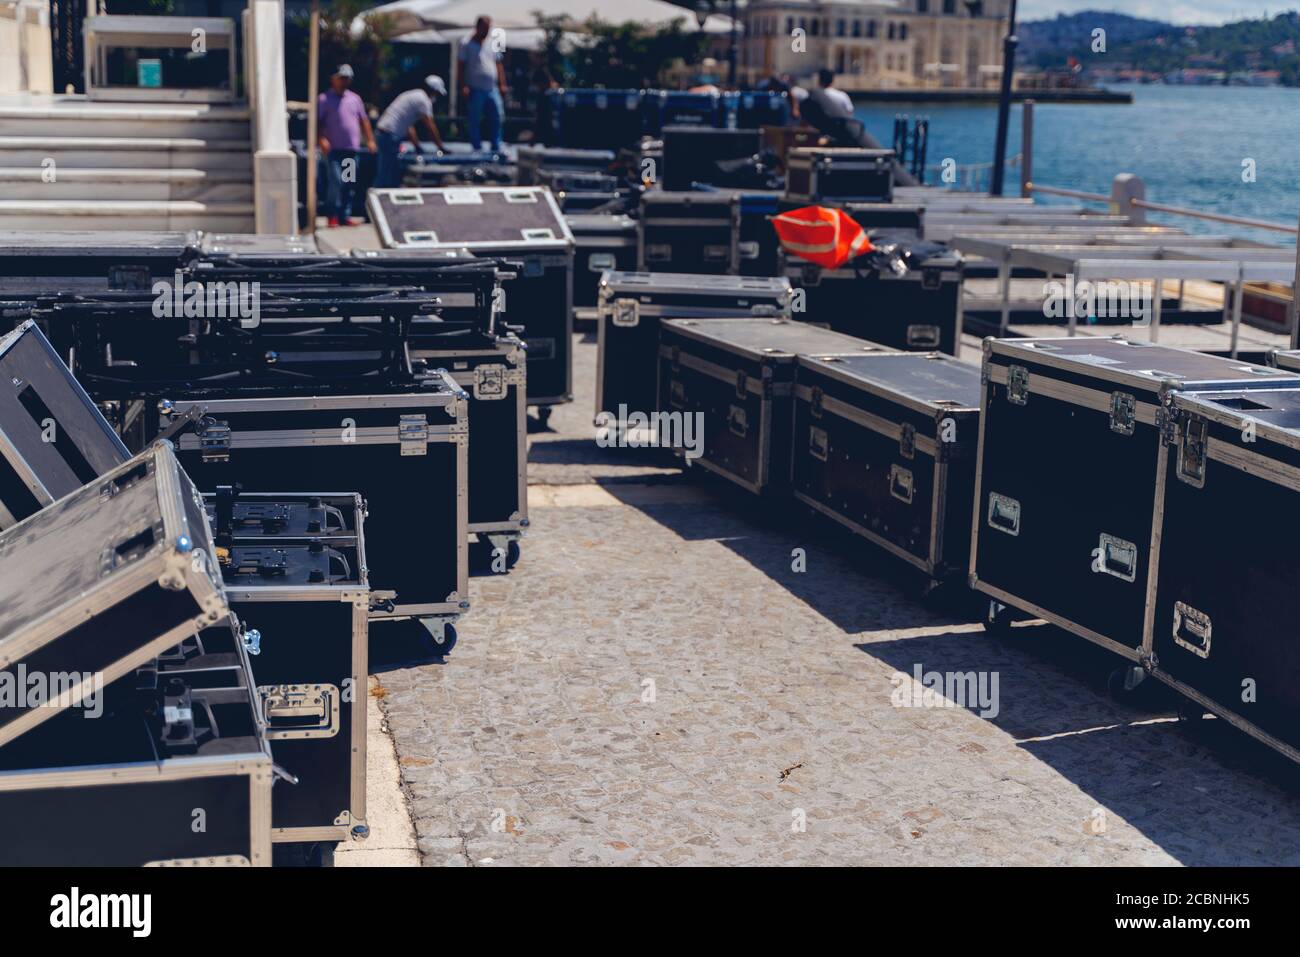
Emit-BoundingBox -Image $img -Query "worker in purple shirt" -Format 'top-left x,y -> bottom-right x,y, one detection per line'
318,64 -> 376,226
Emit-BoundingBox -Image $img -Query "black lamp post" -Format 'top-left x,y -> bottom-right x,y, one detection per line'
989,0 -> 1018,196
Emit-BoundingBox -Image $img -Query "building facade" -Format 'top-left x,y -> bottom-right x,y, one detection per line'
738,0 -> 1010,90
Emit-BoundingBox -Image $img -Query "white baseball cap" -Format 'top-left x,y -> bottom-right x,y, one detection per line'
425,74 -> 447,96
333,64 -> 354,79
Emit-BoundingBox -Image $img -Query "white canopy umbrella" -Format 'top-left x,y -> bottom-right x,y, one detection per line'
367,0 -> 735,34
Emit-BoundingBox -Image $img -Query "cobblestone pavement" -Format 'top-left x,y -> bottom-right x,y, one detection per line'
376,331 -> 1300,866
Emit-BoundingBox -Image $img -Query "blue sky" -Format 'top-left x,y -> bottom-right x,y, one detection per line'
1023,1 -> 1297,25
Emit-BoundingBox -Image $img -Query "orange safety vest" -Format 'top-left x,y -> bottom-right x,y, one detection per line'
771,205 -> 873,270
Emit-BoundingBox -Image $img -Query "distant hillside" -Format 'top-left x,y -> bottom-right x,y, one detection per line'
1019,12 -> 1171,66
1020,9 -> 1300,85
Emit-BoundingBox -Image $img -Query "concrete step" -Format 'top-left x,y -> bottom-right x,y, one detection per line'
0,135 -> 253,170
0,199 -> 256,232
0,98 -> 251,140
0,167 -> 253,202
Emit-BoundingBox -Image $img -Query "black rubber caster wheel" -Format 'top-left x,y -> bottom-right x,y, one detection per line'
429,623 -> 458,656
1176,697 -> 1206,725
1107,665 -> 1146,703
310,841 -> 337,868
983,599 -> 1014,636
506,539 -> 521,569
536,406 -> 552,428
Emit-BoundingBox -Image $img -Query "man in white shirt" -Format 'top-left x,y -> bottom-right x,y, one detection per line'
818,69 -> 855,114
458,16 -> 508,152
375,75 -> 447,188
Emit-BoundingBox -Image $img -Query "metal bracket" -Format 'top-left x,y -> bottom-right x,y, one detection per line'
1007,365 -> 1029,406
921,267 -> 942,291
899,422 -> 916,460
669,378 -> 686,409
1176,416 -> 1208,488
735,369 -> 748,399
612,298 -> 640,327
258,683 -> 340,740
669,345 -> 680,371
197,419 -> 231,463
1172,601 -> 1212,659
399,414 -> 429,456
800,262 -> 821,287
473,364 -> 508,400
810,385 -> 824,419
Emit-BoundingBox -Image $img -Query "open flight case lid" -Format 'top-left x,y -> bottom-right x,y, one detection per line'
0,320 -> 130,528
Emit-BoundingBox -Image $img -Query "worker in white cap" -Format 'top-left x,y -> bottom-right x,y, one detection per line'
375,75 -> 448,188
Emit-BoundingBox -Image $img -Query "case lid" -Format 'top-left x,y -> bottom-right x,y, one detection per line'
662,317 -> 890,362
199,233 -> 319,257
797,352 -> 980,414
1173,388 -> 1300,455
601,271 -> 791,299
0,320 -> 130,528
565,213 -> 636,234
367,186 -> 574,250
988,336 -> 1300,394
0,230 -> 197,258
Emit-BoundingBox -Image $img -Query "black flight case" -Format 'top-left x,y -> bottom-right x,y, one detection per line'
1142,386 -> 1300,765
0,441 -> 229,748
969,336 -> 1299,665
791,351 -> 980,584
566,213 -> 638,320
778,227 -> 963,356
638,190 -> 733,275
206,489 -> 371,857
656,317 -> 891,494
0,621 -> 274,867
785,147 -> 895,203
367,185 -> 576,417
595,272 -> 794,430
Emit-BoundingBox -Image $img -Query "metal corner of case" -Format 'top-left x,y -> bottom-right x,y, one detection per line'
967,572 -> 979,589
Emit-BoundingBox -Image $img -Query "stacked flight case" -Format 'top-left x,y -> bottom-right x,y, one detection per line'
778,238 -> 964,355
567,213 -> 638,318
158,376 -> 469,642
638,190 -> 733,275
1143,386 -> 1300,761
656,318 -> 893,494
205,489 -> 370,859
0,440 -> 275,866
0,620 -> 274,866
785,148 -> 895,203
595,272 -> 795,429
0,230 -> 198,326
367,185 -> 576,419
791,352 -> 981,584
969,336 -> 1299,664
660,127 -> 761,191
516,145 -> 616,185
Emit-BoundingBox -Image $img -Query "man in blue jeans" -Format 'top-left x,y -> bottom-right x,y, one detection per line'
375,75 -> 447,188
458,16 -> 508,152
317,64 -> 376,226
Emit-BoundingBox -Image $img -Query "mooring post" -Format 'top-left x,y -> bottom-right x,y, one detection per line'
1111,173 -> 1146,225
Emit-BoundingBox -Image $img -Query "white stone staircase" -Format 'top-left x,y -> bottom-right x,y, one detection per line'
0,95 -> 257,230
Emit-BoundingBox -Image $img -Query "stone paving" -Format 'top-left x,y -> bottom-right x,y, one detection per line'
374,330 -> 1300,866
